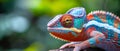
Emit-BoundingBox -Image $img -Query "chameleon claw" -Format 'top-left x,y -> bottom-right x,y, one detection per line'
73,46 -> 81,51
60,42 -> 81,51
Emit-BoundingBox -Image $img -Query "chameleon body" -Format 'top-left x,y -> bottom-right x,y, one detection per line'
47,7 -> 120,51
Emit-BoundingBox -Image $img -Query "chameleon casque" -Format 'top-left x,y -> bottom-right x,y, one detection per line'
47,7 -> 120,51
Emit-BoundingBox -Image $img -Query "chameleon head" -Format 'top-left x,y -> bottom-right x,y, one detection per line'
47,7 -> 86,42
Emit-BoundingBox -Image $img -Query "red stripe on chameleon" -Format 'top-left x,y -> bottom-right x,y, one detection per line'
86,27 -> 96,35
86,14 -> 94,21
114,19 -> 119,28
50,28 -> 89,42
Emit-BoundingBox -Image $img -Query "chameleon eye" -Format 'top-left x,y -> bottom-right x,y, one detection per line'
60,14 -> 73,28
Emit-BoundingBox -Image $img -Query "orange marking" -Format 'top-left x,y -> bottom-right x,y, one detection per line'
87,14 -> 94,21
97,14 -> 106,22
96,37 -> 100,43
114,19 -> 119,28
94,13 -> 106,23
86,27 -> 96,35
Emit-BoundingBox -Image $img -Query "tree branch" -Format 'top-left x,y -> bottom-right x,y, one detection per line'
49,47 -> 105,51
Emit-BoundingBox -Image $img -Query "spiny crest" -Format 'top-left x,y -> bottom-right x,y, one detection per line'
66,7 -> 86,18
87,10 -> 120,21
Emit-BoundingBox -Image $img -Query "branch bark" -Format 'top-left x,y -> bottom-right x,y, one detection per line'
49,47 -> 74,51
49,47 -> 105,51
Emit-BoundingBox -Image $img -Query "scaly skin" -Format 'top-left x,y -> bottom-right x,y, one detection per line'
47,7 -> 120,51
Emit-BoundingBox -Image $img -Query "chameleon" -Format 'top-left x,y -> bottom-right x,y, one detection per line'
47,7 -> 120,51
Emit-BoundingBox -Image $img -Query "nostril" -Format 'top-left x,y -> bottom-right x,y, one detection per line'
47,23 -> 51,27
47,21 -> 56,27
47,19 -> 54,27
47,27 -> 50,30
47,20 -> 56,27
47,21 -> 57,27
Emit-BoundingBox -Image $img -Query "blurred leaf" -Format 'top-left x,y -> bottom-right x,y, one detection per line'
24,42 -> 44,51
30,0 -> 79,16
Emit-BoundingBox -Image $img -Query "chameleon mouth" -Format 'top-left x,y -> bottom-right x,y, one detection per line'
47,27 -> 71,33
47,27 -> 69,41
47,27 -> 83,42
49,31 -> 83,42
47,27 -> 82,33
49,33 -> 69,42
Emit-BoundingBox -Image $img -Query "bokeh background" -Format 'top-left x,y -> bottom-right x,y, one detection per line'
0,0 -> 120,51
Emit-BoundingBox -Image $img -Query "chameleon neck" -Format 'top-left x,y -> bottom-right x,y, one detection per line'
74,18 -> 85,29
78,28 -> 90,41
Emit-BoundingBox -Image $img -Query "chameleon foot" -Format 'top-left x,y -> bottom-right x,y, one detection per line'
60,42 -> 82,51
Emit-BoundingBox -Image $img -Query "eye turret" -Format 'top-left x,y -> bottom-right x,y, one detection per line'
60,14 -> 74,28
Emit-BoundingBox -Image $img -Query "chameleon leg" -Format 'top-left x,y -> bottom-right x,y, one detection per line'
60,42 -> 81,48
60,42 -> 81,51
73,31 -> 106,51
60,31 -> 106,51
